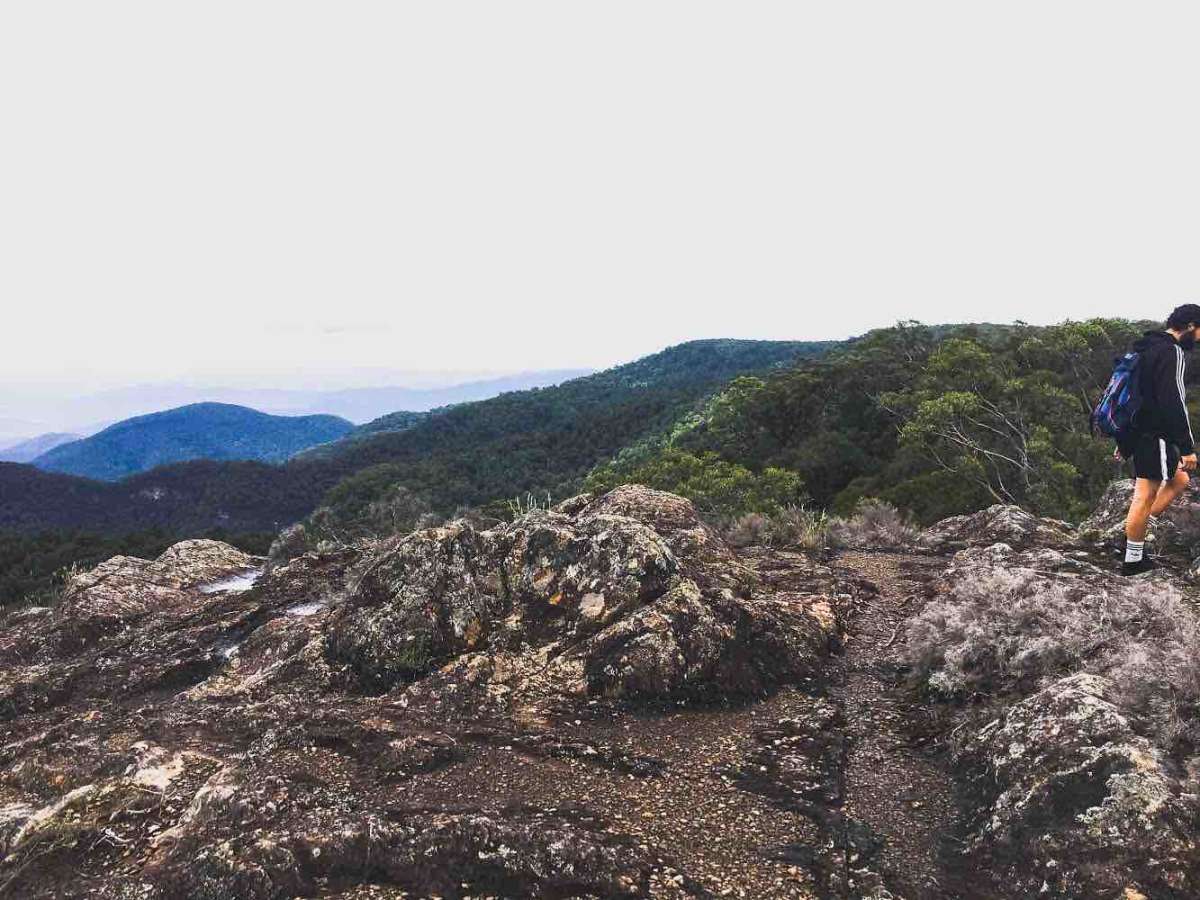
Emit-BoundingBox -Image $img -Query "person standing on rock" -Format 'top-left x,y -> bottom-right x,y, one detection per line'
1116,304 -> 1200,575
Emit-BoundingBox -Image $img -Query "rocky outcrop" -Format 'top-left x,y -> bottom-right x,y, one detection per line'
908,521 -> 1200,898
1078,478 -> 1200,560
145,771 -> 674,900
958,673 -> 1198,897
918,503 -> 1076,553
11,479 -> 1196,899
0,487 -> 849,899
57,538 -> 259,640
328,486 -> 832,713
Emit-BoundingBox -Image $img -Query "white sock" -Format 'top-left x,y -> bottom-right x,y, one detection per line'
1125,540 -> 1145,563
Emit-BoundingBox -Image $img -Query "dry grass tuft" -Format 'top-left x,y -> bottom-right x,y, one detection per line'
903,561 -> 1200,753
724,506 -> 830,550
828,499 -> 919,550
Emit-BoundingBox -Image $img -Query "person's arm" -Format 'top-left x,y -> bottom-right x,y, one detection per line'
1158,344 -> 1197,457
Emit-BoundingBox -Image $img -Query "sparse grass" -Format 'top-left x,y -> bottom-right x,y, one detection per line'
828,499 -> 919,550
268,486 -> 446,567
9,562 -> 83,612
723,500 -> 920,552
506,492 -> 554,519
724,506 -> 830,550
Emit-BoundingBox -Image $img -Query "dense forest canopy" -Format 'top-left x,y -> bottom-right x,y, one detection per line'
587,319 -> 1162,525
0,340 -> 823,536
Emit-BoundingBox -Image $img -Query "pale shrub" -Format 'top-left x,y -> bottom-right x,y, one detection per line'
904,561 -> 1200,751
828,499 -> 919,550
724,506 -> 829,550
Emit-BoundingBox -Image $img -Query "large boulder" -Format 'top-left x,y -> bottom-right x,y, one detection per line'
959,673 -> 1199,898
56,539 -> 259,639
327,486 -> 834,704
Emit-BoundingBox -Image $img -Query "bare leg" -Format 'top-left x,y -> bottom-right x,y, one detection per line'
1126,478 -> 1161,543
1151,469 -> 1190,516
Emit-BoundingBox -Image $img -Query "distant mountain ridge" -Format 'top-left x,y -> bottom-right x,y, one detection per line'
32,403 -> 353,481
0,340 -> 831,533
1,370 -> 593,440
0,432 -> 80,463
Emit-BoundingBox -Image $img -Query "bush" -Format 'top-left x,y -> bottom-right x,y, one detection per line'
828,499 -> 919,550
903,558 -> 1200,753
586,448 -> 806,521
266,523 -> 309,571
724,506 -> 829,550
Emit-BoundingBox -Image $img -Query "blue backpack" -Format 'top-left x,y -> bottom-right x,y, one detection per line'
1091,351 -> 1143,438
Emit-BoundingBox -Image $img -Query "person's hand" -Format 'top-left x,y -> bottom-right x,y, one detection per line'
1182,454 -> 1198,472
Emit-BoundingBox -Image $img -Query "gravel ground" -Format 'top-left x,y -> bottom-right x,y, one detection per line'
830,551 -> 974,899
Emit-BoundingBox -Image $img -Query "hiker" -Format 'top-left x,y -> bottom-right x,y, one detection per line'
1116,304 -> 1200,575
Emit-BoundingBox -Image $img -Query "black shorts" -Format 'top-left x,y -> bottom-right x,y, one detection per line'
1128,433 -> 1181,482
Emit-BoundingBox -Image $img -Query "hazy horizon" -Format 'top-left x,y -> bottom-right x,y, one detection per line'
4,3 -> 1199,388
0,367 -> 598,443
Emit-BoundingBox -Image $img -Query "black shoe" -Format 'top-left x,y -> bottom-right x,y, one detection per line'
1121,558 -> 1158,576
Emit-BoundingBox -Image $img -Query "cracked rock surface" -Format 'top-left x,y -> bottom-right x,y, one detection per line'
0,487 -> 847,899
7,482 -> 1199,899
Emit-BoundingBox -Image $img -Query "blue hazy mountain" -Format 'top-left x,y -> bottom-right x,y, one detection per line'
0,432 -> 81,464
32,403 -> 353,481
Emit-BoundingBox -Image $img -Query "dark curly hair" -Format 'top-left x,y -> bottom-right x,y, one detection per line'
1166,304 -> 1200,330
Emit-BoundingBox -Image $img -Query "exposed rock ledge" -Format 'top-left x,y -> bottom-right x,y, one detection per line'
6,481 -> 1198,899
0,486 -> 843,899
907,537 -> 1200,898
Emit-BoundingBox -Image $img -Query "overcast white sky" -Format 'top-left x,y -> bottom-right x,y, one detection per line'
2,2 -> 1199,388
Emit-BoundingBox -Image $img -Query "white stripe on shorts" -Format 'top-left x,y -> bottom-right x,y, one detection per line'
1161,438 -> 1168,481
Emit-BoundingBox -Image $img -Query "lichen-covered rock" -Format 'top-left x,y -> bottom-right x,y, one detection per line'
56,539 -> 259,641
909,508 -> 1200,898
0,803 -> 36,856
959,673 -> 1200,898
920,504 -> 1075,553
0,486 -> 853,898
327,485 -> 833,703
150,800 -> 668,899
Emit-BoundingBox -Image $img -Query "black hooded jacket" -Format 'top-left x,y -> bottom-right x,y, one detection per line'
1129,331 -> 1196,455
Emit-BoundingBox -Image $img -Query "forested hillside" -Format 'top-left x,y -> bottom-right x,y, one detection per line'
587,319 -> 1155,524
310,339 -> 827,524
585,319 -> 1166,525
0,340 -> 822,603
3,322 -> 1176,606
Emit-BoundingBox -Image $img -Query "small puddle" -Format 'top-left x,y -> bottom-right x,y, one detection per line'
200,569 -> 263,594
285,600 -> 327,617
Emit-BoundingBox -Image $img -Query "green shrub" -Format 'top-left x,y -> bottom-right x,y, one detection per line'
586,448 -> 805,521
